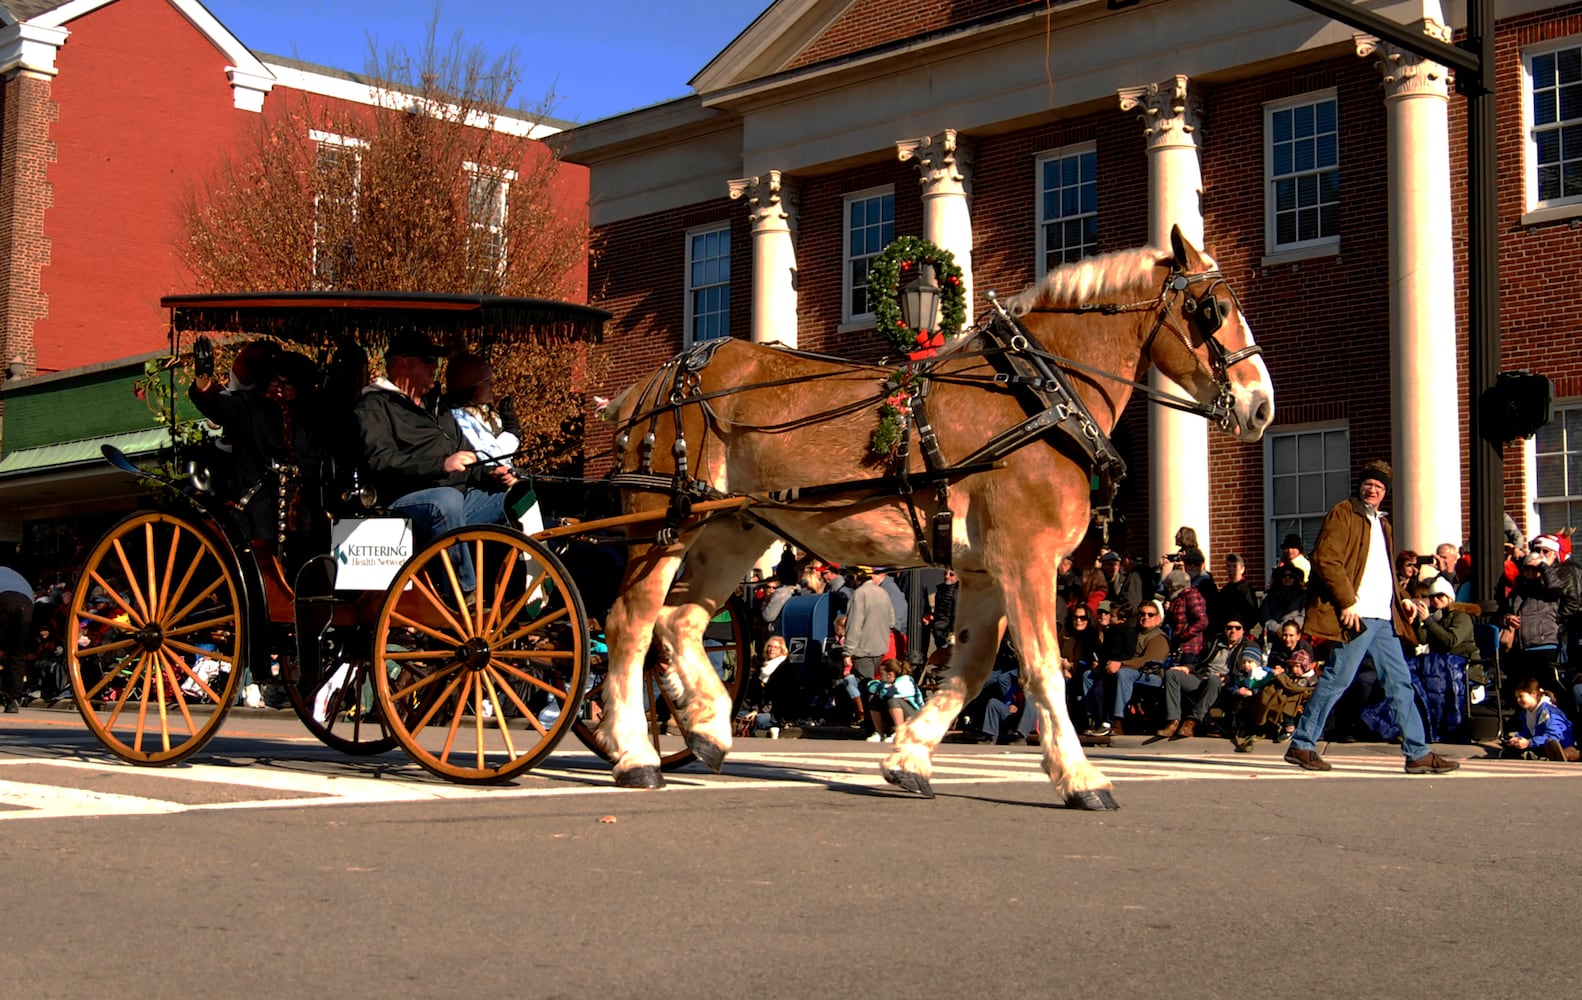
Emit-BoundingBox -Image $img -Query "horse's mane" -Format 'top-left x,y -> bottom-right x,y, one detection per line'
1003,246 -> 1172,317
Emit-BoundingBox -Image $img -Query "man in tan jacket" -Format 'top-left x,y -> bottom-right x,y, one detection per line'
1284,460 -> 1460,775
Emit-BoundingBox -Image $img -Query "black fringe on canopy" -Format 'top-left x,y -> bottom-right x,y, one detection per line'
160,291 -> 608,349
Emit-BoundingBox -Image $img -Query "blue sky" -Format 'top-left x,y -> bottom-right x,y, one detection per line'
202,1 -> 771,123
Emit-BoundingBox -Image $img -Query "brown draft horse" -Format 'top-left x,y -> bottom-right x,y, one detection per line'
596,227 -> 1274,808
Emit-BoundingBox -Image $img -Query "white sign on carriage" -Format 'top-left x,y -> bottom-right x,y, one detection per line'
331,519 -> 413,590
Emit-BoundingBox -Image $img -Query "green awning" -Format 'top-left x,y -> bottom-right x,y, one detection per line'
0,428 -> 173,478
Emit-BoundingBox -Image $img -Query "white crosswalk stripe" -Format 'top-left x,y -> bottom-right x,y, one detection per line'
0,748 -> 1573,821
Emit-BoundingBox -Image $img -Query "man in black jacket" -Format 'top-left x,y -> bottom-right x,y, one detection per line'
354,331 -> 514,590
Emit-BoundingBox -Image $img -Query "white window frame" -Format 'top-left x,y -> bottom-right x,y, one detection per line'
1522,37 -> 1582,214
684,223 -> 731,347
1263,422 -> 1350,567
309,129 -> 368,288
1263,89 -> 1340,255
464,160 -> 517,277
1528,398 -> 1582,536
1035,142 -> 1098,274
842,185 -> 894,324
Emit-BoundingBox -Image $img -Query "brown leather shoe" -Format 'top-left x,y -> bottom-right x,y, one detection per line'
1284,746 -> 1332,771
1170,719 -> 1196,740
1544,739 -> 1568,762
1156,720 -> 1180,739
1110,719 -> 1125,737
1405,752 -> 1460,774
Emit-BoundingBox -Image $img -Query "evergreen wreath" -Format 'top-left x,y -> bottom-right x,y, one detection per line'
868,236 -> 967,358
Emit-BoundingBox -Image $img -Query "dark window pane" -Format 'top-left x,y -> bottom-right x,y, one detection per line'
1316,99 -> 1336,134
1536,90 -> 1558,127
1317,132 -> 1338,168
1062,155 -> 1078,186
1560,46 -> 1582,84
1562,83 -> 1582,122
1273,144 -> 1292,176
1080,151 -> 1096,182
1295,137 -> 1315,173
1565,161 -> 1582,198
1298,173 -> 1318,207
1534,52 -> 1556,89
1319,169 -> 1340,201
1294,103 -> 1314,137
1562,125 -> 1582,161
1298,207 -> 1318,242
1275,178 -> 1295,212
1277,212 -> 1296,245
1319,204 -> 1337,237
1081,182 -> 1097,214
1538,129 -> 1562,165
1272,108 -> 1292,143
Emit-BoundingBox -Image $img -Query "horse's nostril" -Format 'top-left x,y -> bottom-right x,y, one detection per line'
1254,399 -> 1272,427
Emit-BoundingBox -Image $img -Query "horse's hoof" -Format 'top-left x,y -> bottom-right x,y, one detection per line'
613,765 -> 665,789
1065,788 -> 1120,811
686,735 -> 727,773
882,767 -> 935,799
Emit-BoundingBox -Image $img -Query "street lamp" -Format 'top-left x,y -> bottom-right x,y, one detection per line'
899,261 -> 944,335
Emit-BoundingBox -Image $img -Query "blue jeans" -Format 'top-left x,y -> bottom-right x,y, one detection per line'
389,486 -> 507,591
1292,617 -> 1429,760
1083,666 -> 1163,721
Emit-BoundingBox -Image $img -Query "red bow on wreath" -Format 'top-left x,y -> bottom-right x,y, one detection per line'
908,329 -> 945,361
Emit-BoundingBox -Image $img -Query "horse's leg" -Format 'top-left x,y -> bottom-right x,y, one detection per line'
1003,573 -> 1119,811
600,542 -> 684,789
650,518 -> 775,772
881,580 -> 1004,797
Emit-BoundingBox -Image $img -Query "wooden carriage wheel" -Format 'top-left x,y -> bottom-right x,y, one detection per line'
65,510 -> 245,765
285,656 -> 398,756
572,596 -> 749,771
371,526 -> 588,784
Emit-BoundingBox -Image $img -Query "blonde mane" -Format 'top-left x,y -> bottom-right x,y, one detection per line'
1003,246 -> 1173,317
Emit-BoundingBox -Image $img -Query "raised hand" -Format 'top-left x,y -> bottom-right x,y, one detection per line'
193,335 -> 215,379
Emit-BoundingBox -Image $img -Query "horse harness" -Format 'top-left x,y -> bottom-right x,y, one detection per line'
608,262 -> 1262,566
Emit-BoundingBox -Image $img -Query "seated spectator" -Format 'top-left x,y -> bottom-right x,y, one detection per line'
1414,576 -> 1478,662
1395,549 -> 1423,593
1261,563 -> 1308,637
963,637 -> 1029,744
1162,569 -> 1208,666
1244,622 -> 1317,748
1501,677 -> 1578,761
1182,547 -> 1217,607
0,564 -> 35,713
1060,604 -> 1100,729
1158,616 -> 1251,740
354,331 -> 513,592
1083,599 -> 1169,738
442,353 -> 520,466
1080,566 -> 1108,618
865,658 -> 923,743
1276,532 -> 1312,586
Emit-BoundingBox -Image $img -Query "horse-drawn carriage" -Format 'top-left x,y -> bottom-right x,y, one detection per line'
64,291 -> 748,784
66,227 -> 1272,809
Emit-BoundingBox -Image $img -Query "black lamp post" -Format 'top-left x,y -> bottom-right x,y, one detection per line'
898,261 -> 944,335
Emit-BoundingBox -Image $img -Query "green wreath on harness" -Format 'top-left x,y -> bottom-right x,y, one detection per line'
868,238 -> 967,457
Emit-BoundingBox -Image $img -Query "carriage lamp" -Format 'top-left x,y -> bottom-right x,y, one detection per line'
899,263 -> 944,337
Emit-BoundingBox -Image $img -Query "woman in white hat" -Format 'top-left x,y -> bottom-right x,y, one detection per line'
1415,575 -> 1478,661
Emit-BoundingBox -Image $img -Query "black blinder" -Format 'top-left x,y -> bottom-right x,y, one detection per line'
1185,294 -> 1224,339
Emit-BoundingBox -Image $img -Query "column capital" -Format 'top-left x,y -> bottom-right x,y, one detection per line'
728,171 -> 797,231
896,129 -> 971,197
1118,75 -> 1203,152
1356,20 -> 1453,100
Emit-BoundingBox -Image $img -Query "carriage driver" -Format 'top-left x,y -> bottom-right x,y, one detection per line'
353,330 -> 515,592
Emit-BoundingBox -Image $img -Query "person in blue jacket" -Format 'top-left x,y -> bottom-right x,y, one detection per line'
1501,677 -> 1579,761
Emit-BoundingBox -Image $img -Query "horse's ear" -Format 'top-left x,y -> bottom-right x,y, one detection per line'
1168,225 -> 1203,270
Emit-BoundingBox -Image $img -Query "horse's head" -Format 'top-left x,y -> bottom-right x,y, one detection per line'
1147,227 -> 1274,443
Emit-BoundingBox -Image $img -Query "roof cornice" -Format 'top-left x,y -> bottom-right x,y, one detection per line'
0,19 -> 67,75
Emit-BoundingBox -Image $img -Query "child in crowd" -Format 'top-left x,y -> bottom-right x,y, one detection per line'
1502,677 -> 1579,762
865,658 -> 923,743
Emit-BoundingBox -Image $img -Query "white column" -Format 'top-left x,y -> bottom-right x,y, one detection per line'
1118,75 -> 1211,566
727,170 -> 799,347
1357,15 -> 1461,554
897,129 -> 975,323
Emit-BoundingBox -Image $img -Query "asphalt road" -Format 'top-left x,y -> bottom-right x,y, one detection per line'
0,706 -> 1574,999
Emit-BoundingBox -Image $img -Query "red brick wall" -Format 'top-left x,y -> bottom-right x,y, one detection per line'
36,0 -> 248,372
1492,2 -> 1582,536
0,71 -> 57,377
789,0 -> 1042,69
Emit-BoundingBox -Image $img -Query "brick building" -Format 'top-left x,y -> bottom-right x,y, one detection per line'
0,0 -> 586,563
562,0 -> 1582,579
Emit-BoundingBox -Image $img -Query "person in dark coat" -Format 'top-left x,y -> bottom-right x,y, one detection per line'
353,331 -> 513,590
929,569 -> 958,653
1212,552 -> 1261,639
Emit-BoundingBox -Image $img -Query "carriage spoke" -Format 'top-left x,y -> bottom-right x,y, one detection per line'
485,665 -> 539,731
75,637 -> 138,659
155,649 -> 201,736
491,648 -> 576,660
473,679 -> 487,770
404,670 -> 467,739
436,546 -> 471,637
481,549 -> 516,637
159,647 -> 226,707
438,674 -> 475,766
383,648 -> 463,662
388,660 -> 463,704
166,576 -> 227,629
486,566 -> 549,643
164,638 -> 235,666
155,523 -> 181,619
163,612 -> 239,640
87,571 -> 145,627
480,671 -> 521,760
409,573 -> 469,641
111,538 -> 151,622
389,608 -> 466,649
491,604 -> 569,648
154,651 -> 172,752
100,655 -> 150,720
144,522 -> 159,628
473,538 -> 487,635
491,660 -> 572,701
133,655 -> 156,754
161,540 -> 209,628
